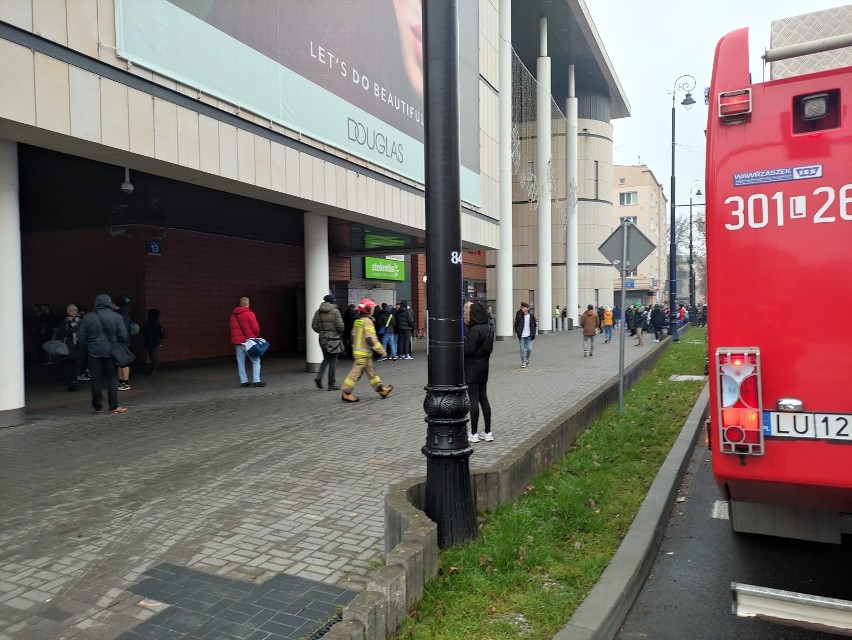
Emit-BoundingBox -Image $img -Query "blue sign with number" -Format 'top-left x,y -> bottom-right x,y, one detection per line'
146,241 -> 162,256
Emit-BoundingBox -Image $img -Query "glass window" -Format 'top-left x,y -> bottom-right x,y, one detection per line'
619,191 -> 638,206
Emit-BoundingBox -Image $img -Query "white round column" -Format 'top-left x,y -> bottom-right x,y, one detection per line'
304,211 -> 330,372
496,0 -> 513,340
536,18 -> 552,333
0,139 -> 25,427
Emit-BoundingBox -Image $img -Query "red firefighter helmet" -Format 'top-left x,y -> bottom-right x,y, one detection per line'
357,298 -> 376,314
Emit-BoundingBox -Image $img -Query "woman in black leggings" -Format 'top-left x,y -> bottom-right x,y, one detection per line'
464,301 -> 495,443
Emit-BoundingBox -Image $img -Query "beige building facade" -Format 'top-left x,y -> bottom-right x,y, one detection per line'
612,165 -> 669,306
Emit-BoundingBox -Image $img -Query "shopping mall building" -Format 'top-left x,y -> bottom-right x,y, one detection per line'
0,0 -> 629,427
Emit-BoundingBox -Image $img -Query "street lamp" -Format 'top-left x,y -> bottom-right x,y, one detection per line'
420,0 -> 477,548
688,182 -> 702,310
668,74 -> 696,340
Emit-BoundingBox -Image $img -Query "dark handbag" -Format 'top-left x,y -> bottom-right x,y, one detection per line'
95,310 -> 136,367
323,335 -> 345,355
111,343 -> 136,367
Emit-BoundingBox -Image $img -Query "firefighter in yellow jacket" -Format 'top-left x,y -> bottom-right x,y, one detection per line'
341,298 -> 393,402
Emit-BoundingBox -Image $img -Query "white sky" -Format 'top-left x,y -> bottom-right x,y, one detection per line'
584,0 -> 848,207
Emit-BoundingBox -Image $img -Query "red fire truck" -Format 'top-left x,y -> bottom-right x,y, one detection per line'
706,10 -> 852,546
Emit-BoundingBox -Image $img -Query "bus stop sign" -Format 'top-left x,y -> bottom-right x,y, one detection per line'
598,222 -> 656,273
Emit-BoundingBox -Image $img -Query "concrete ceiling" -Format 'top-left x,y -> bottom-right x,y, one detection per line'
512,0 -> 631,119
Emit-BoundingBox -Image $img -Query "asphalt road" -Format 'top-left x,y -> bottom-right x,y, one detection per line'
616,438 -> 852,640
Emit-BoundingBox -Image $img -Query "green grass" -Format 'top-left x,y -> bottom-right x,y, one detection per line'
393,328 -> 708,640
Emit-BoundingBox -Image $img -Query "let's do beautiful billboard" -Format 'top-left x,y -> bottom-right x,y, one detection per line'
115,0 -> 481,205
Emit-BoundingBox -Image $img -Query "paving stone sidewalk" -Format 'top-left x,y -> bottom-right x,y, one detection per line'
0,328 -> 659,639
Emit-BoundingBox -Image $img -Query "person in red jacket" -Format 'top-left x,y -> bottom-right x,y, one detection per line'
230,297 -> 265,388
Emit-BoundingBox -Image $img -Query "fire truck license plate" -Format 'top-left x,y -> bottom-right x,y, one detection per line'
763,412 -> 852,441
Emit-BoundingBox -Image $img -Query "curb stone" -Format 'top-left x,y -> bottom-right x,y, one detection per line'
335,336 -> 684,639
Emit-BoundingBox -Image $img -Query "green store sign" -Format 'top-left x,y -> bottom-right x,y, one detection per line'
365,257 -> 405,282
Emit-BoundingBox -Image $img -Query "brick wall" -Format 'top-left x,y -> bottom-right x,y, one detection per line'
22,229 -> 309,363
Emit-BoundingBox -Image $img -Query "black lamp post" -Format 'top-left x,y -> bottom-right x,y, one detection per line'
420,0 -> 478,549
688,184 -> 702,310
668,74 -> 696,340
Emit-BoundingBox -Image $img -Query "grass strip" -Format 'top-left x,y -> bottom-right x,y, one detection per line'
393,328 -> 708,639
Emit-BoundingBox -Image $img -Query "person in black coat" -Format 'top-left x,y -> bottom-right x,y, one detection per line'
464,301 -> 495,443
343,303 -> 358,358
77,294 -> 128,414
395,301 -> 416,359
142,309 -> 165,375
650,304 -> 666,342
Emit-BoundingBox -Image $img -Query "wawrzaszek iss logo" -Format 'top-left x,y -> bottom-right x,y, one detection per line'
733,164 -> 823,187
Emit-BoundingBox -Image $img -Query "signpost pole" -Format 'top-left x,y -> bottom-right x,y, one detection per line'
618,220 -> 629,414
598,218 -> 656,416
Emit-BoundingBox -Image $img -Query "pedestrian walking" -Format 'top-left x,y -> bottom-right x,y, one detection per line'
76,294 -> 128,414
341,299 -> 393,402
580,304 -> 600,357
650,304 -> 666,342
465,301 -> 495,443
632,303 -> 645,346
602,306 -> 614,343
514,302 -> 537,368
230,296 -> 266,388
311,294 -> 344,390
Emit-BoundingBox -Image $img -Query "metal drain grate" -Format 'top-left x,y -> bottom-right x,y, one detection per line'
306,613 -> 343,639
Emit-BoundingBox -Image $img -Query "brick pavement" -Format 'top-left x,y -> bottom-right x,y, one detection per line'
0,328 -> 660,639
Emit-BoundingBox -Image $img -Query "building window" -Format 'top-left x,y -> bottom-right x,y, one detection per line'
619,191 -> 638,206
619,178 -> 626,185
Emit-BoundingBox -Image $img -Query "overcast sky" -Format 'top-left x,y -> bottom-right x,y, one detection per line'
584,0 -> 847,209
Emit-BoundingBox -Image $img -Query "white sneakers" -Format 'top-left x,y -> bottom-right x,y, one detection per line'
467,431 -> 480,443
483,432 -> 494,442
467,431 -> 495,443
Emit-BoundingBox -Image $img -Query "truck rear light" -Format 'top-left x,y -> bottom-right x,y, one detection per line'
801,93 -> 828,120
716,348 -> 764,455
718,89 -> 752,123
793,89 -> 840,133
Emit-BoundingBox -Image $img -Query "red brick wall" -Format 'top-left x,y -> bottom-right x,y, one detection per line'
22,229 -> 307,363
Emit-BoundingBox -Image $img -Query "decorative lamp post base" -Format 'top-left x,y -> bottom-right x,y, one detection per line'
422,384 -> 477,549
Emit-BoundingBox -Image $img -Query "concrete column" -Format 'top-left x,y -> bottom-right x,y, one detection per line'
566,67 -> 579,328
536,17 -> 552,333
496,0 -> 513,340
0,140 -> 25,428
304,211 -> 330,373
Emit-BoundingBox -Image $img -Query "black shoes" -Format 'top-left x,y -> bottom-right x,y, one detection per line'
240,382 -> 251,387
328,385 -> 341,391
314,378 -> 322,389
252,382 -> 266,388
